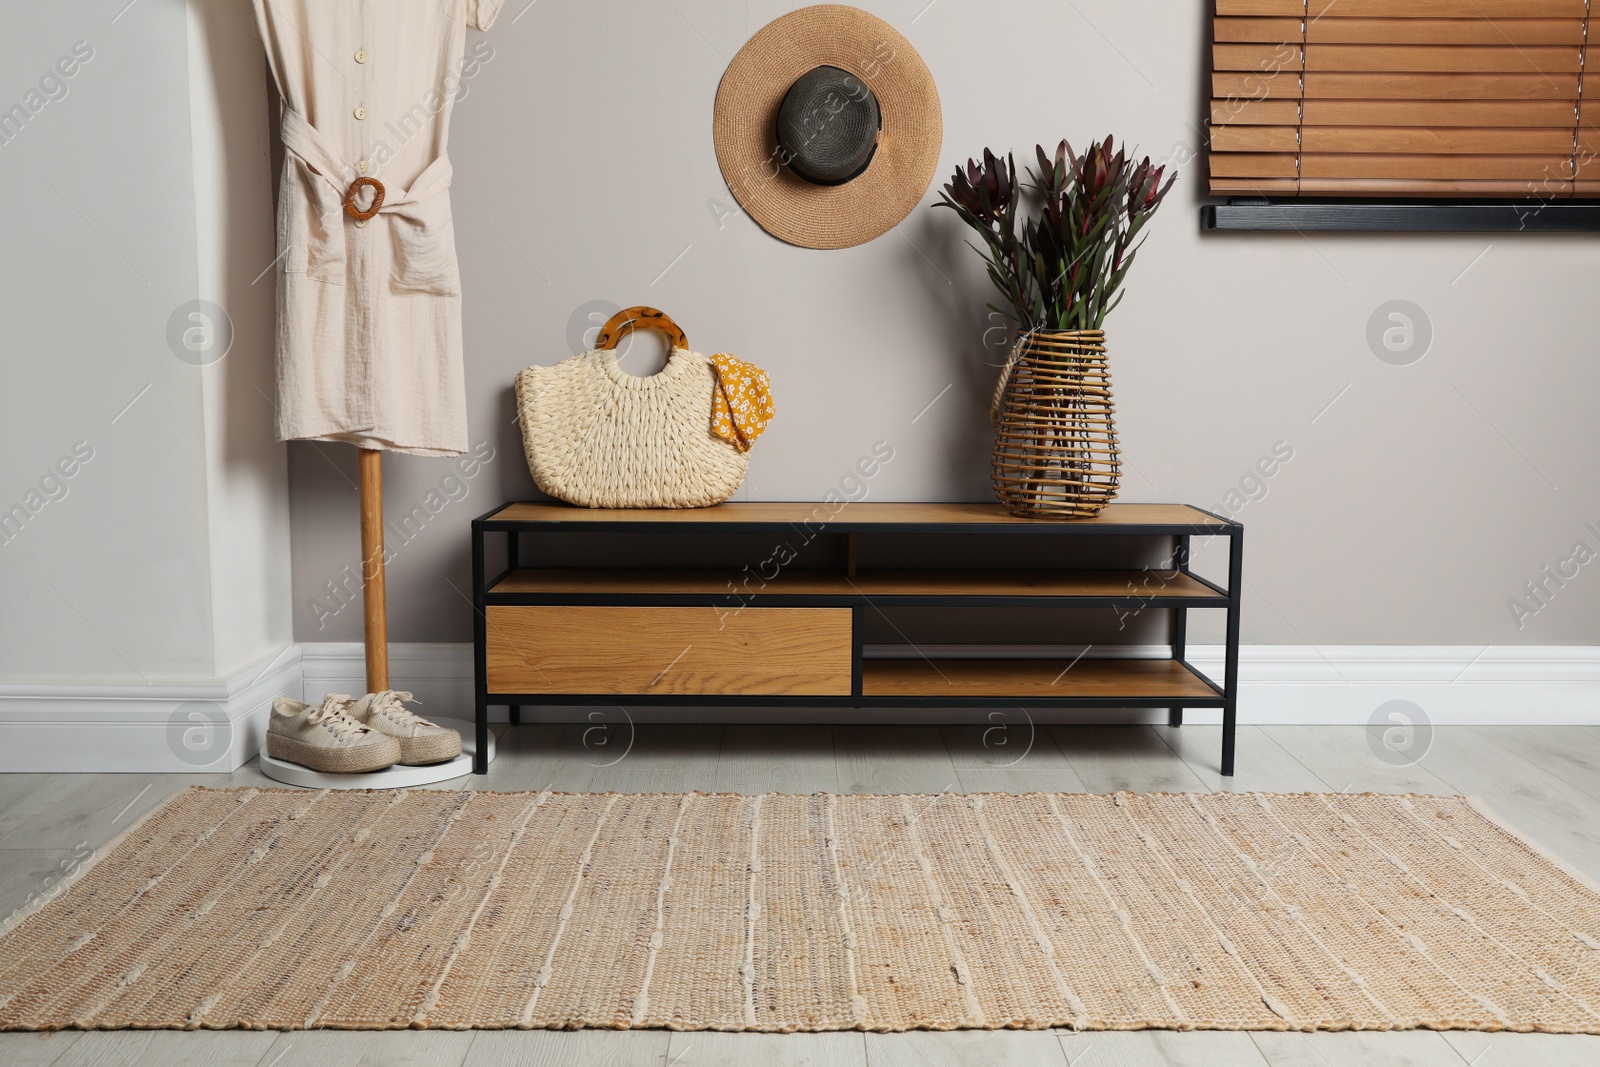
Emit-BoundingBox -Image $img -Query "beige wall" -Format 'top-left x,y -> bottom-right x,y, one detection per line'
285,0 -> 1600,647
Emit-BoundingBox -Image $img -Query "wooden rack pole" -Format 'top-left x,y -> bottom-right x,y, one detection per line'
358,448 -> 389,692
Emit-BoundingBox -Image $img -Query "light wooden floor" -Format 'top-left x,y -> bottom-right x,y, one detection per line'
3,722 -> 1599,1067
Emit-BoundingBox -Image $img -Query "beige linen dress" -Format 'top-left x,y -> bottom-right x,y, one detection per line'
253,0 -> 504,456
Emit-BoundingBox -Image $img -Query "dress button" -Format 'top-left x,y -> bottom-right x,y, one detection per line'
354,105 -> 367,120
354,49 -> 368,64
354,218 -> 368,228
356,160 -> 368,173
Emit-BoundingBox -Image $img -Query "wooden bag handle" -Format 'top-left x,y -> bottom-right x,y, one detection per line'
594,306 -> 689,351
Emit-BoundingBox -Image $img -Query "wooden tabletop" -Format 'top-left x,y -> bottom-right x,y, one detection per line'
484,501 -> 1229,528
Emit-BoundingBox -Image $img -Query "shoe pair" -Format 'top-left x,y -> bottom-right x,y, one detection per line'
266,690 -> 462,774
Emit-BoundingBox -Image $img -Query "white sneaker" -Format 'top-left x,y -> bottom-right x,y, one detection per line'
344,691 -> 462,766
266,694 -> 402,774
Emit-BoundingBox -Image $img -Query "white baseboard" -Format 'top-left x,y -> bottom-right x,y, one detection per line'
1185,645 -> 1600,726
4,643 -> 1595,771
306,642 -> 1600,728
0,646 -> 303,773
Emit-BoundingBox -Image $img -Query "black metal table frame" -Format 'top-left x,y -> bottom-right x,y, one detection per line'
470,506 -> 1244,777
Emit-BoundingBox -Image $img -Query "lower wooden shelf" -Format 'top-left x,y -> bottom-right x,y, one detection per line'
861,658 -> 1219,700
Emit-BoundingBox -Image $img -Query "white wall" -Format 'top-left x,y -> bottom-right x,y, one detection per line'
0,0 -> 292,771
2,0 -> 218,681
187,0 -> 292,677
280,0 -> 1600,649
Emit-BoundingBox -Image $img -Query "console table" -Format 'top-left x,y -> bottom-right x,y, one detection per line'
470,502 -> 1242,776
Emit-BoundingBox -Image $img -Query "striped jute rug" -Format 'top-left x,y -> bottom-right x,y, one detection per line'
2,787 -> 1599,1034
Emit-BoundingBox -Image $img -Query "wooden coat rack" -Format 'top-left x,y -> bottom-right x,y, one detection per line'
358,448 -> 387,692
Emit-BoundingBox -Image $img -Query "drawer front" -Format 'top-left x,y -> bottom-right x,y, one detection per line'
485,606 -> 853,696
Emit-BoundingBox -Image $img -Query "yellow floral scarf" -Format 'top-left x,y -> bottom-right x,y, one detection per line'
709,353 -> 774,453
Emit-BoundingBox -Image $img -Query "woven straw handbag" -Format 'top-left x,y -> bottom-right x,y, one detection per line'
515,307 -> 750,509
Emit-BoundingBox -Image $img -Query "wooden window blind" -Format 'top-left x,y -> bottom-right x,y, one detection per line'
1210,0 -> 1597,198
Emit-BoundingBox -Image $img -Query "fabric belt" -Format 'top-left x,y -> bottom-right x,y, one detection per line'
280,106 -> 453,223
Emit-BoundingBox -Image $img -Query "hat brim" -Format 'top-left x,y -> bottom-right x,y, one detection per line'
713,5 -> 943,250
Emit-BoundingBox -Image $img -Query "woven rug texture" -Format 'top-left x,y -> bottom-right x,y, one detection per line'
2,787 -> 1598,1033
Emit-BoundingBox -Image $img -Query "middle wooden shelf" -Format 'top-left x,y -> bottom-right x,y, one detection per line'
488,567 -> 1225,603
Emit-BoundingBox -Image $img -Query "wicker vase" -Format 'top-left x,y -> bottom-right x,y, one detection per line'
990,330 -> 1120,518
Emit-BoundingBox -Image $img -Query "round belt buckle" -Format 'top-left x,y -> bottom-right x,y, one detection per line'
344,176 -> 385,221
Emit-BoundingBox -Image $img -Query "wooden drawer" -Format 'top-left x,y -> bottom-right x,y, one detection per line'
485,606 -> 853,696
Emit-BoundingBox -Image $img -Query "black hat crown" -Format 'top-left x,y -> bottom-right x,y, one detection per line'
776,66 -> 882,186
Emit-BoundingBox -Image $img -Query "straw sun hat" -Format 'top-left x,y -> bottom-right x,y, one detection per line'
712,4 -> 943,250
